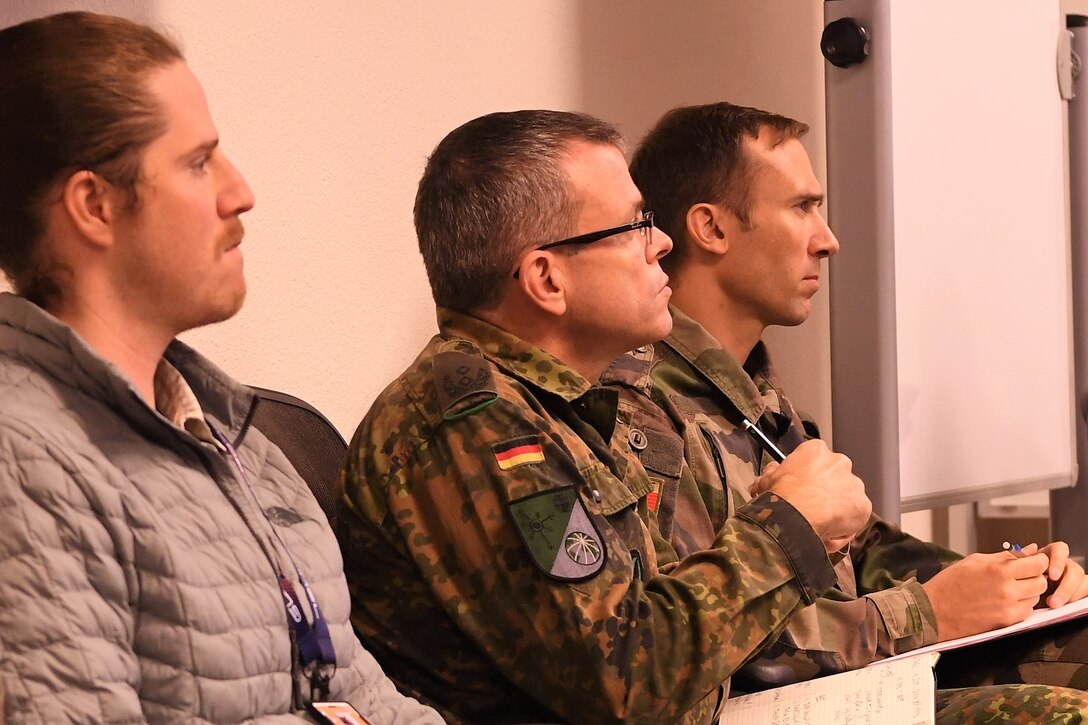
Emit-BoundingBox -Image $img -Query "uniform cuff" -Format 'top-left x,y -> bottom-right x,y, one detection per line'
735,491 -> 837,605
867,578 -> 940,652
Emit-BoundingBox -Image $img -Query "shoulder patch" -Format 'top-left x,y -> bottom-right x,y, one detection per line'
508,486 -> 607,581
433,348 -> 498,421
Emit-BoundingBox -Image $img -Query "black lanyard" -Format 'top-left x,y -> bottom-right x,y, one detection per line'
210,426 -> 337,698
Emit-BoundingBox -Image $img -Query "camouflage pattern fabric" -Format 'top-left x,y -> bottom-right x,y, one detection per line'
602,306 -> 961,683
936,685 -> 1087,724
936,618 -> 1088,693
337,307 -> 841,724
603,306 -> 1088,718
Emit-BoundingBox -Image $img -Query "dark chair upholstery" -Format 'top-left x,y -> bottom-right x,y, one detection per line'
730,657 -> 800,694
249,386 -> 347,526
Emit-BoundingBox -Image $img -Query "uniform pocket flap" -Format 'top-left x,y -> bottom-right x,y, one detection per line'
638,428 -> 684,478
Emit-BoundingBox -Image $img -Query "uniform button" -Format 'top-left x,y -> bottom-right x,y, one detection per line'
592,488 -> 602,503
628,429 -> 648,450
634,345 -> 649,354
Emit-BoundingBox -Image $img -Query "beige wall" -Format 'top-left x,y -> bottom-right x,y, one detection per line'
1,0 -> 834,439
576,2 -> 833,441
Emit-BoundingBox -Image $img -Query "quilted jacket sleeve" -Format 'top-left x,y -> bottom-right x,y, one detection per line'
333,644 -> 447,724
0,423 -> 146,723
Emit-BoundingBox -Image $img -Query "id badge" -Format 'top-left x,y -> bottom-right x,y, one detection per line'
308,701 -> 372,725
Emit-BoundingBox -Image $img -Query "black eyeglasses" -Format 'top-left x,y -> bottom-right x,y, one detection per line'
514,211 -> 654,278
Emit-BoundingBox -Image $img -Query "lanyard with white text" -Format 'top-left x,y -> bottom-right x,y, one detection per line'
211,425 -> 337,695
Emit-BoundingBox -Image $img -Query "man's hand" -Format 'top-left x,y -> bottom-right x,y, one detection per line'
1036,540 -> 1088,608
750,439 -> 872,553
923,550 -> 1049,641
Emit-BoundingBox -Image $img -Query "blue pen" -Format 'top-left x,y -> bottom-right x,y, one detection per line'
1002,540 -> 1027,558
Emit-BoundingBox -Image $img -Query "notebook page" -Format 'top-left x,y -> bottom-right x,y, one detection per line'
719,652 -> 938,725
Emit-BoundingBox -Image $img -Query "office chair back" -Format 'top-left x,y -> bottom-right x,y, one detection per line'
249,386 -> 346,526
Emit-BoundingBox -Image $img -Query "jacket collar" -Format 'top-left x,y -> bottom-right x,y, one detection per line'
662,305 -> 791,424
437,307 -> 594,403
0,293 -> 256,445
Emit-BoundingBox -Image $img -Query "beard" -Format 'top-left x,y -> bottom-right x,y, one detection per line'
112,220 -> 249,337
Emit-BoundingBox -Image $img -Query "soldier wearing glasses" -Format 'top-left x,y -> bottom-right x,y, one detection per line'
337,109 -> 873,724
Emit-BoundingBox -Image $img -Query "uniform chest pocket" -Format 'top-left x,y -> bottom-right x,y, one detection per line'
693,423 -> 743,530
564,462 -> 656,594
630,426 -> 684,541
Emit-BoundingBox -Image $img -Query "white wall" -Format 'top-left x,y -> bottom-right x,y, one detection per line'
577,2 -> 834,440
1,0 -> 834,441
160,1 -> 591,437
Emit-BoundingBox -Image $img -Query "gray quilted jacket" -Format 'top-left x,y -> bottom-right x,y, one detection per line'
0,294 -> 443,724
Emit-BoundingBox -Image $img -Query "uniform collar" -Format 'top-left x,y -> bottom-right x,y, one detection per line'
598,344 -> 656,395
662,305 -> 792,424
437,307 -> 594,403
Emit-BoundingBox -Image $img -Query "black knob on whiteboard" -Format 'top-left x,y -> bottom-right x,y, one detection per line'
821,18 -> 870,68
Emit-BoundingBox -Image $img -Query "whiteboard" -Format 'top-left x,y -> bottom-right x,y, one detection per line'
825,0 -> 1077,518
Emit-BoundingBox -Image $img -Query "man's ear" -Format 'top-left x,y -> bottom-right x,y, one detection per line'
515,250 -> 568,317
62,170 -> 119,249
685,202 -> 732,255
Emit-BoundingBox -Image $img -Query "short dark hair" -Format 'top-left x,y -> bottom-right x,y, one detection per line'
414,109 -> 623,313
629,102 -> 808,271
0,11 -> 183,307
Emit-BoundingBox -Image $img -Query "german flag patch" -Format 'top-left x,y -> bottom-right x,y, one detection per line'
493,436 -> 545,470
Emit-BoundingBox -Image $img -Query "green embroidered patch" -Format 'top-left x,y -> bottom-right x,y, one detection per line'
508,486 -> 606,581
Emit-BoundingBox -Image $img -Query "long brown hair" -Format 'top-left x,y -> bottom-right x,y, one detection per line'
0,11 -> 183,307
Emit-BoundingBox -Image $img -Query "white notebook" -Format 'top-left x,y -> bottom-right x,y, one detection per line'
719,651 -> 939,725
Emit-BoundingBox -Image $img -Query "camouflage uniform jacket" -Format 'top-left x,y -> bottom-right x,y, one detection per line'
338,308 -> 841,724
602,307 -> 962,684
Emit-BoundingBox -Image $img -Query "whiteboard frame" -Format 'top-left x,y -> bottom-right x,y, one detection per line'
825,0 -> 1077,518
